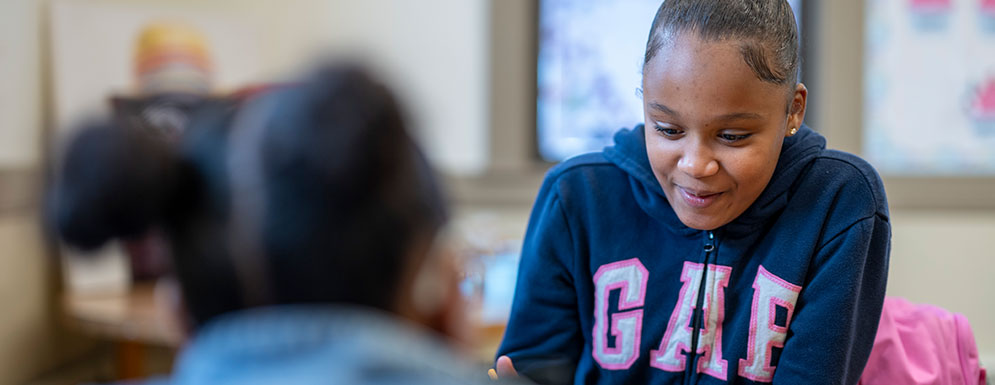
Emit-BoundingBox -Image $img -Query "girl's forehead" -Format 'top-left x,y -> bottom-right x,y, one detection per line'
642,37 -> 786,117
646,34 -> 756,81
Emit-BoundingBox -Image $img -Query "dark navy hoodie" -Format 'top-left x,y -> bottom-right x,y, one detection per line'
497,125 -> 890,385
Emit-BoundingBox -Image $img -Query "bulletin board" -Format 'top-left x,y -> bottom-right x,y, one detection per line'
864,0 -> 995,175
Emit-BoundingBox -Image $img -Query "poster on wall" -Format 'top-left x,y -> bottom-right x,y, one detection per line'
864,0 -> 995,175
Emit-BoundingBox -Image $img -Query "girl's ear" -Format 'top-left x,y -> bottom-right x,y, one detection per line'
786,83 -> 808,137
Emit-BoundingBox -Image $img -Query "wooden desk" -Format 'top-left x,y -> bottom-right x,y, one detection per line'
63,283 -> 509,376
472,323 -> 507,365
62,282 -> 182,379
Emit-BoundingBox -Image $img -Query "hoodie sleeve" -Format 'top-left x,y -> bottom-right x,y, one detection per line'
496,176 -> 582,385
772,213 -> 890,385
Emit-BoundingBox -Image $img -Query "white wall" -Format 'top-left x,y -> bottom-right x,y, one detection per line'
0,0 -> 42,168
200,0 -> 492,176
887,210 -> 995,366
0,1 -> 64,383
310,0 -> 492,176
47,0 -> 491,176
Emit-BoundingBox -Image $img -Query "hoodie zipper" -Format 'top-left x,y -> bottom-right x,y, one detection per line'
685,231 -> 715,385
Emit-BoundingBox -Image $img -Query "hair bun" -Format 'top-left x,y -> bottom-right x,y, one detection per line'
48,121 -> 180,251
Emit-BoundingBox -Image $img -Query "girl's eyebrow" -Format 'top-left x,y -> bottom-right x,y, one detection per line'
715,112 -> 764,122
650,102 -> 763,122
649,102 -> 679,117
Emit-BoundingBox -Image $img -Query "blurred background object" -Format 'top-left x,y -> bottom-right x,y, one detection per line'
50,2 -> 266,298
0,0 -> 992,384
111,21 -> 214,143
132,22 -> 213,96
110,22 -> 218,282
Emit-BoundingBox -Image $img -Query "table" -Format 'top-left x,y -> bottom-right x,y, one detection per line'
62,282 -> 182,379
63,282 -> 509,378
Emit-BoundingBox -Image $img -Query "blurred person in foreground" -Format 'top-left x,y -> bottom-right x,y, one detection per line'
47,63 -> 508,385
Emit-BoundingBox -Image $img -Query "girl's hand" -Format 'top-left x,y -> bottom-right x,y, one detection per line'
488,355 -> 519,380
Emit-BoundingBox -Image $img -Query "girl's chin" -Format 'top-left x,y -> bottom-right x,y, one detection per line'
675,213 -> 725,231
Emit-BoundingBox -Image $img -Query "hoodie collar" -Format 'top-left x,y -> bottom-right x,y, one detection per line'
603,124 -> 825,237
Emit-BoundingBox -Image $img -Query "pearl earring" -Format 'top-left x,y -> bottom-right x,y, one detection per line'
789,127 -> 798,136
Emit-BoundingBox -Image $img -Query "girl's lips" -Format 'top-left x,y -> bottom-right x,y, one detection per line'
678,187 -> 722,208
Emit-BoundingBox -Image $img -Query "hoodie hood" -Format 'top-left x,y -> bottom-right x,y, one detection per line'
603,124 -> 826,235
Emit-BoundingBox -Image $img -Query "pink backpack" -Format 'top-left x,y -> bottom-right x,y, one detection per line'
860,297 -> 987,385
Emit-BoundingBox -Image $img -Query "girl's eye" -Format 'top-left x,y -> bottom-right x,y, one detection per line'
654,124 -> 683,137
719,133 -> 752,142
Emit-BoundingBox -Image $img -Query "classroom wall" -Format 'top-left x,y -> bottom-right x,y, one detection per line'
47,0 -> 490,176
226,0 -> 492,176
298,0 -> 492,176
886,210 -> 995,364
0,0 -> 43,168
0,1 -> 72,383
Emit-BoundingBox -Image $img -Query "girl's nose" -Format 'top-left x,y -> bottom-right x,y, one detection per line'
677,144 -> 719,179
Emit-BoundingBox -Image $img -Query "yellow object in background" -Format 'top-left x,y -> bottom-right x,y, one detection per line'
133,22 -> 213,95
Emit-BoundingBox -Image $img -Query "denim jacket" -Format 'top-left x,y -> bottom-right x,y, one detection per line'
141,305 -> 496,385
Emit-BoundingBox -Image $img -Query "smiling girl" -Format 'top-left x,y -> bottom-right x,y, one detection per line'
495,1 -> 890,384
